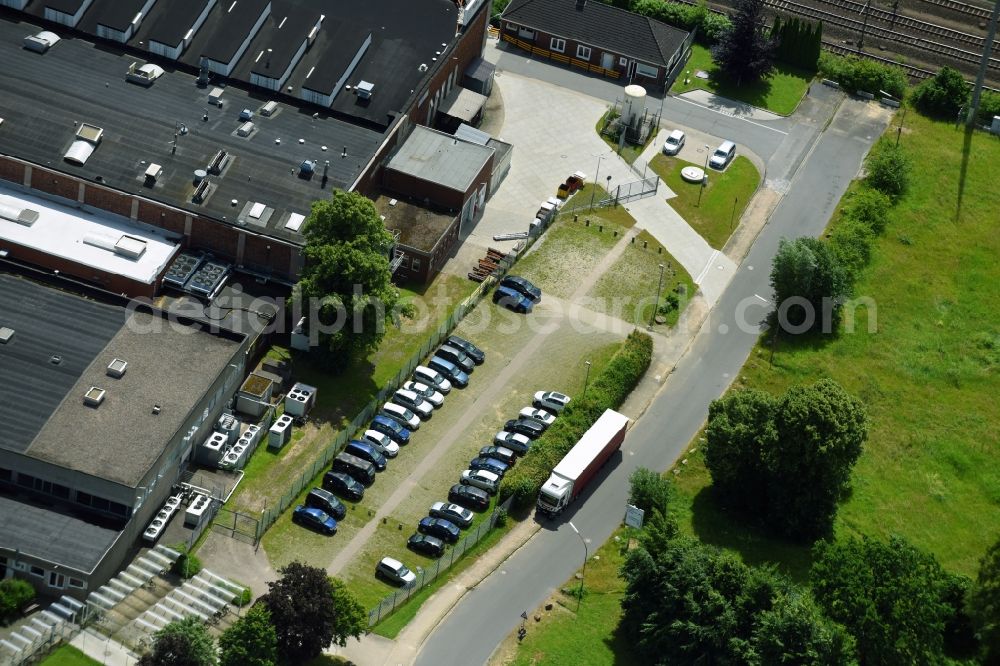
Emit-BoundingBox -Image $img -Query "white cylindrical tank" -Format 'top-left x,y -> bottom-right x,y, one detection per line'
622,85 -> 647,129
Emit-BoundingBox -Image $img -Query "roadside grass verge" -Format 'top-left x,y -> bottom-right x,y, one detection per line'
670,112 -> 1000,577
670,43 -> 813,116
650,154 -> 760,250
587,230 -> 696,328
40,646 -> 99,666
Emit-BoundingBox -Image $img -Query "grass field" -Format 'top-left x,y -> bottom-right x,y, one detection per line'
40,646 -> 98,666
650,154 -> 760,250
671,113 -> 1000,577
670,44 -> 813,116
587,230 -> 696,328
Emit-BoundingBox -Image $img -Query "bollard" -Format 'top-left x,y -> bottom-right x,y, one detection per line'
643,241 -> 648,249
585,219 -> 590,226
657,247 -> 662,254
631,236 -> 635,244
598,225 -> 603,232
613,230 -> 618,237
574,214 -> 578,222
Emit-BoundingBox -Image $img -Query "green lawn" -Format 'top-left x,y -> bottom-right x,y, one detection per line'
670,112 -> 1000,577
595,111 -> 658,165
650,154 -> 760,250
588,230 -> 696,328
670,44 -> 814,116
40,646 -> 99,666
505,528 -> 639,666
561,183 -> 639,229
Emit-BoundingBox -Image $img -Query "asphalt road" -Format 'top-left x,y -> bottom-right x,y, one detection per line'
415,80 -> 891,666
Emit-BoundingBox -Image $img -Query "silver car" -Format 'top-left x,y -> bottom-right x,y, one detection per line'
393,389 -> 433,419
460,469 -> 500,495
402,380 -> 444,408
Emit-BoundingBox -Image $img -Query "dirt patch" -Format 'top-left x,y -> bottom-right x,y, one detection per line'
722,186 -> 782,263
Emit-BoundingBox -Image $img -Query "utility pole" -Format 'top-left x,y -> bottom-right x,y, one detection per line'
859,0 -> 871,50
967,0 -> 1000,127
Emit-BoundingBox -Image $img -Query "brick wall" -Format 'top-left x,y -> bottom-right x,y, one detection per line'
0,239 -> 155,297
0,157 -> 25,185
84,183 -> 133,218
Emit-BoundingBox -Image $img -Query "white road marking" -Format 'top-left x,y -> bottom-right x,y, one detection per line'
694,250 -> 720,284
674,96 -> 790,135
754,294 -> 770,303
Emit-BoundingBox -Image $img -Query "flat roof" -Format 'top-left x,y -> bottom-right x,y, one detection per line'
0,16 -> 380,245
0,495 -> 120,573
235,7 -> 322,80
186,0 -> 272,64
387,126 -> 494,194
0,183 -> 180,285
83,0 -> 149,32
441,87 -> 488,123
39,0 -> 89,14
139,0 -> 214,47
0,273 -> 128,455
292,21 -> 371,96
374,193 -> 456,253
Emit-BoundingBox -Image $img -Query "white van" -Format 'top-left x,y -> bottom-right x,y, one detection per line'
709,140 -> 737,170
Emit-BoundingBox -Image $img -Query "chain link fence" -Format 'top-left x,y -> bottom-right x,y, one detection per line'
367,496 -> 513,626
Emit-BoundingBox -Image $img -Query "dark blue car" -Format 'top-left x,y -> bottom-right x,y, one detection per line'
492,285 -> 533,314
428,356 -> 470,388
292,505 -> 337,534
418,516 -> 461,544
469,456 -> 510,477
370,414 -> 411,445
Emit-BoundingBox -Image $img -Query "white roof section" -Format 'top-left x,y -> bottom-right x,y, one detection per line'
284,212 -> 306,232
387,125 -> 494,194
454,123 -> 491,146
551,409 -> 629,482
0,182 -> 179,284
64,140 -> 96,165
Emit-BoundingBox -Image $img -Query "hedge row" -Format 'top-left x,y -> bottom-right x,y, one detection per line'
499,330 -> 654,511
818,52 -> 908,100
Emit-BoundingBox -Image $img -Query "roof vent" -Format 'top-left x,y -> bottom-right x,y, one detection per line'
152,404 -> 162,415
0,327 -> 13,344
107,358 -> 128,378
356,80 -> 375,99
49,354 -> 62,365
84,386 -> 106,407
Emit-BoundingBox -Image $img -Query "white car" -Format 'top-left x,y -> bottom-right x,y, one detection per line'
709,140 -> 736,170
376,557 -> 416,586
662,129 -> 686,156
520,407 -> 556,427
402,381 -> 444,408
494,431 -> 531,454
362,429 -> 399,458
460,469 -> 500,495
381,402 -> 420,430
392,389 -> 433,420
414,365 -> 452,394
533,391 -> 571,413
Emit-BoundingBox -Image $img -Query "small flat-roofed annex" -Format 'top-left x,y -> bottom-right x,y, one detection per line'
386,125 -> 495,194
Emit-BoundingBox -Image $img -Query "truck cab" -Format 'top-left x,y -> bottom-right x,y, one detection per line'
537,475 -> 572,514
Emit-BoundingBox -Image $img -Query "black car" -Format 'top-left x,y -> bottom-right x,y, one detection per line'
500,275 -> 541,303
408,533 -> 445,558
418,516 -> 461,544
469,456 -> 510,477
448,483 -> 490,512
305,487 -> 347,520
446,335 -> 485,365
322,471 -> 364,502
504,418 -> 546,440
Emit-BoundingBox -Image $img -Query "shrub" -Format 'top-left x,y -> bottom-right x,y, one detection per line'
172,549 -> 203,579
829,216 -> 876,274
232,587 -> 253,607
628,468 -> 672,516
911,66 -> 969,119
499,331 -> 653,510
0,579 -> 36,625
843,187 -> 892,234
819,52 -> 907,99
865,139 -> 911,198
975,90 -> 1000,125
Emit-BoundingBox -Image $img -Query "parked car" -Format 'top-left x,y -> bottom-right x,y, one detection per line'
709,140 -> 737,170
414,365 -> 452,394
500,275 -> 542,303
345,440 -> 387,472
435,345 -> 475,374
418,516 -> 461,544
533,391 -> 571,413
492,285 -> 533,314
519,407 -> 556,428
370,414 -> 411,445
322,471 -> 364,501
446,335 -> 485,365
428,356 -> 470,388
331,452 -> 376,486
362,429 -> 400,458
392,389 -> 433,419
292,505 -> 337,534
478,445 -> 517,465
381,402 -> 421,430
429,501 -> 474,528
494,430 -> 532,454
449,483 -> 490,511
407,533 -> 445,558
504,418 -> 546,440
461,469 -> 500,494
305,487 -> 346,520
469,456 -> 510,477
662,129 -> 686,155
403,382 -> 444,409
376,557 -> 416,586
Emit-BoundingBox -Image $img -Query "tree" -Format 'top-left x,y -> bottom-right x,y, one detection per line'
770,236 -> 851,332
969,536 -> 1000,664
911,66 -> 969,119
296,191 -> 400,372
711,0 -> 775,84
752,590 -> 858,665
328,577 -> 367,647
865,139 -> 911,198
0,579 -> 35,625
138,617 -> 216,666
260,562 -> 364,663
811,536 -> 959,666
219,604 -> 278,666
628,467 -> 672,516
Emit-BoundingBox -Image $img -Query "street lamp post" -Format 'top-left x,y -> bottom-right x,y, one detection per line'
606,174 -> 613,205
569,521 -> 589,613
697,144 -> 711,206
583,360 -> 592,398
589,154 -> 607,211
649,263 -> 665,329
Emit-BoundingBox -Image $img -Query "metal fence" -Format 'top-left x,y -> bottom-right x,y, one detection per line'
367,496 -> 513,626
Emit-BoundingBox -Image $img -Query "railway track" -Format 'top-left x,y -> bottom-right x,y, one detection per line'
767,0 -> 1000,70
915,0 -> 994,20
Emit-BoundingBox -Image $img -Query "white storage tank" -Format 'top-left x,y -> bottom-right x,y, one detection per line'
622,84 -> 647,130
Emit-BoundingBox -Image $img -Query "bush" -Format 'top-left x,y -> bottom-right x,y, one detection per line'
829,216 -> 876,274
975,89 -> 1000,125
232,587 -> 253,607
843,187 -> 892,234
628,468 -> 672,516
172,549 -> 203,579
911,66 -> 969,119
0,579 -> 35,625
865,139 -> 911,198
499,331 -> 653,510
819,52 -> 907,99
631,0 -> 730,45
